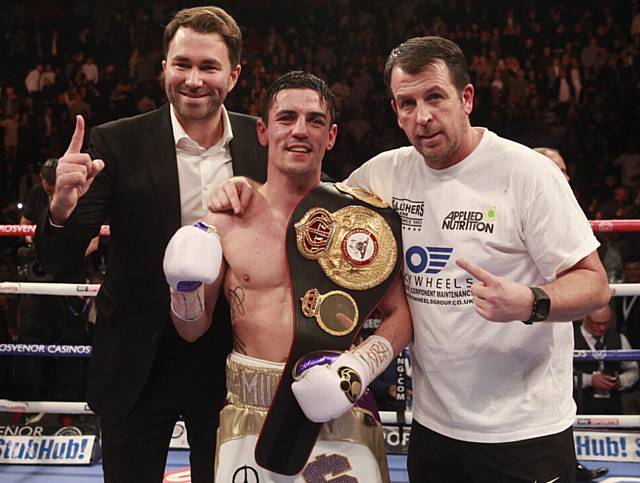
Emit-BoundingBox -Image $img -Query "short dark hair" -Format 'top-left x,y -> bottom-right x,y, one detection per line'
40,158 -> 57,185
533,147 -> 561,157
163,6 -> 242,67
261,71 -> 336,124
383,36 -> 470,97
625,256 -> 640,265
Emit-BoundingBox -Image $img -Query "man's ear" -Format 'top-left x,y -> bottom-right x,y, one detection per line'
326,124 -> 338,151
391,98 -> 404,130
227,64 -> 241,93
462,84 -> 474,116
256,119 -> 268,146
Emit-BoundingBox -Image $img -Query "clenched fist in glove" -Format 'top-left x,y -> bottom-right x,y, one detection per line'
163,221 -> 223,321
291,335 -> 394,422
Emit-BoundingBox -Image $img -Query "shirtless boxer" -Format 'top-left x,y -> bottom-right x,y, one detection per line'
163,71 -> 412,482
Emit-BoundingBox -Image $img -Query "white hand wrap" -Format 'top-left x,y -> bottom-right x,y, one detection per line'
170,285 -> 205,321
291,335 -> 394,423
163,221 -> 223,291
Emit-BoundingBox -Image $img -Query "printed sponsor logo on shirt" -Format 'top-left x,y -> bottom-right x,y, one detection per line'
392,197 -> 424,231
403,246 -> 475,307
405,246 -> 453,275
441,207 -> 496,233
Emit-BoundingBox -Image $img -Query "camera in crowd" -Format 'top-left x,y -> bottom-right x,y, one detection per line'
16,246 -> 54,282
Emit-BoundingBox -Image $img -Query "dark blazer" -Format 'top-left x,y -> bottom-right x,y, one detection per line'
36,104 -> 267,423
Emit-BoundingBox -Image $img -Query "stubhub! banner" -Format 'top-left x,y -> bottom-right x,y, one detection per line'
575,431 -> 640,463
0,435 -> 95,464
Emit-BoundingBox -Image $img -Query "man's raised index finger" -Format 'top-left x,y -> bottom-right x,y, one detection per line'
65,115 -> 85,155
455,258 -> 495,284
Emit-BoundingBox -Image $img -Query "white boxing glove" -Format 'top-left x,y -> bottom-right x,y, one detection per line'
291,335 -> 394,423
163,221 -> 223,291
164,221 -> 223,321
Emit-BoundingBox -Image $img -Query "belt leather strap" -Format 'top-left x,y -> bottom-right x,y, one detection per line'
255,182 -> 402,475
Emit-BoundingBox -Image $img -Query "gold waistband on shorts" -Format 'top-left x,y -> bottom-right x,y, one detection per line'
226,353 -> 283,408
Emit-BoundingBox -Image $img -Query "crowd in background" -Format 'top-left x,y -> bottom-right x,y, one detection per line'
0,0 -> 639,408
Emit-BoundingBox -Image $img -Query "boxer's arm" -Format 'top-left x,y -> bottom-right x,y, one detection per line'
371,272 -> 413,354
292,274 -> 413,422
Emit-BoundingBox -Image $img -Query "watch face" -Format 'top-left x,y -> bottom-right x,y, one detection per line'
533,297 -> 551,321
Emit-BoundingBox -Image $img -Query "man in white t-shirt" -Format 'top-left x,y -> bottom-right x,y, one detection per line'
342,36 -> 610,483
209,36 -> 611,482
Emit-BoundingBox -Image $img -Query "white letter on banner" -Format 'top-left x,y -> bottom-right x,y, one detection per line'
11,440 -> 25,459
26,439 -> 38,460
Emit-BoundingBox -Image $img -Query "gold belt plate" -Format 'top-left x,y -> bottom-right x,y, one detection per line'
295,205 -> 397,290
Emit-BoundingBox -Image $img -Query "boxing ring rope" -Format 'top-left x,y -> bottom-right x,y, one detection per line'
0,219 -> 638,238
3,281 -> 640,298
0,225 -> 111,237
2,221 -> 640,459
0,282 -> 100,296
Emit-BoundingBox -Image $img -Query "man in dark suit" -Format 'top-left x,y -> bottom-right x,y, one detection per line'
615,257 -> 640,349
574,304 -> 639,415
35,6 -> 267,483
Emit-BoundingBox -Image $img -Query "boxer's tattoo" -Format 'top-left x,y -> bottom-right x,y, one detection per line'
229,286 -> 247,354
233,332 -> 247,354
357,339 -> 392,375
228,286 -> 245,324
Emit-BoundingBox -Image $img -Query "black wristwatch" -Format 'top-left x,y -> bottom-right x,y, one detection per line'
522,286 -> 551,325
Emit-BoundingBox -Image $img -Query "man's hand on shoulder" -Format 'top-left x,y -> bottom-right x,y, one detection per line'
208,176 -> 259,216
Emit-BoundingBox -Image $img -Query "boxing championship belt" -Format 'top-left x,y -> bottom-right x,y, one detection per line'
255,182 -> 402,475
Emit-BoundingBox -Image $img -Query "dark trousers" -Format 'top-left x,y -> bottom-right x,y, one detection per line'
580,388 -> 623,415
407,421 -> 576,483
100,329 -> 225,483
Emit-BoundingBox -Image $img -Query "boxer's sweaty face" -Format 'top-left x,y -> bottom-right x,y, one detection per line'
258,88 -> 337,178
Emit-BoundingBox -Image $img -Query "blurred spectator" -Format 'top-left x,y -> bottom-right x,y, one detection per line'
39,64 -> 57,91
614,141 -> 640,189
24,64 -> 43,94
574,304 -> 639,415
1,86 -> 21,117
81,57 -> 99,84
615,257 -> 640,349
18,162 -> 41,203
599,186 -> 632,220
0,113 -> 20,159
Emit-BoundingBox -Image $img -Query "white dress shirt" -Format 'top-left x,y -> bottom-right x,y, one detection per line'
170,104 -> 234,226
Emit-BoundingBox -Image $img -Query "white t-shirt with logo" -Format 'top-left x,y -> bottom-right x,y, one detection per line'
345,128 -> 599,442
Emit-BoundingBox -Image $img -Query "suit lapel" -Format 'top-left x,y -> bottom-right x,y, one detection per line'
142,104 -> 181,238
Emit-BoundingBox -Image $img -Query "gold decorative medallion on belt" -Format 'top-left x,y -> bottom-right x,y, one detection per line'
295,205 -> 397,290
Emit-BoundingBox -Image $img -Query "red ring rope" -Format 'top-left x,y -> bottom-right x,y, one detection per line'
1,220 -> 638,237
